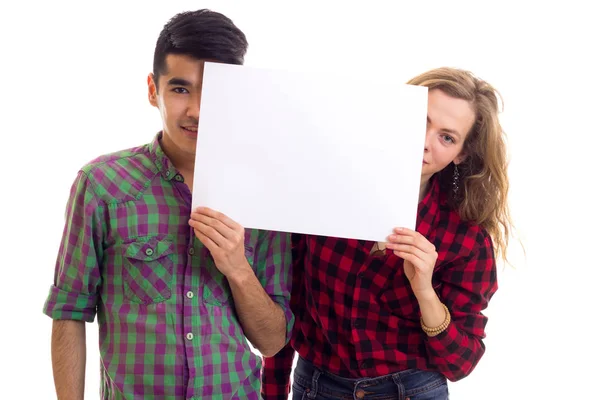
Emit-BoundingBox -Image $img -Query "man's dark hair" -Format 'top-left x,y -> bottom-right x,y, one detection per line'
153,9 -> 248,88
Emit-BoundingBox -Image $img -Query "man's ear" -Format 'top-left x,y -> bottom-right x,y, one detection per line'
147,73 -> 158,107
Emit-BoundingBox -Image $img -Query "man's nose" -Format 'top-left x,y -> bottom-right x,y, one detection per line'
187,92 -> 201,119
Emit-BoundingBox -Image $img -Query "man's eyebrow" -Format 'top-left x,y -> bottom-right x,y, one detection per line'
427,116 -> 462,139
166,77 -> 192,86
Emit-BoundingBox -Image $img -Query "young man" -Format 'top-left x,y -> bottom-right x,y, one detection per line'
43,9 -> 293,400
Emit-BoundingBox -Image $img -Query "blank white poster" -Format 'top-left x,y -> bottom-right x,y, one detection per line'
192,62 -> 428,242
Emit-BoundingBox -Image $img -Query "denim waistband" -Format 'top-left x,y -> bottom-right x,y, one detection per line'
293,357 -> 448,400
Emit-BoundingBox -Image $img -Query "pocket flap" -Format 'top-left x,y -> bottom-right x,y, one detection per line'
125,236 -> 174,261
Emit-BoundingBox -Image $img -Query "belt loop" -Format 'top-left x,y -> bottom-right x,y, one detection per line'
392,374 -> 406,399
306,367 -> 321,399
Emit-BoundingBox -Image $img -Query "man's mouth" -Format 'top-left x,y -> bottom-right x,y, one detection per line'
181,126 -> 198,133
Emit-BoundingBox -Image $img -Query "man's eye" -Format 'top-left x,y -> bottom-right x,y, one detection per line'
173,87 -> 189,94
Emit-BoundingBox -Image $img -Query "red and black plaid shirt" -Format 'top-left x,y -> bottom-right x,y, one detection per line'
261,175 -> 498,399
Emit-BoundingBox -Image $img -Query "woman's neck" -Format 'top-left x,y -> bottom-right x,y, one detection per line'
419,177 -> 431,202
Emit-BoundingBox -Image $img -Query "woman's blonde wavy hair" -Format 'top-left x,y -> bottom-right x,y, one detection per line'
407,67 -> 513,263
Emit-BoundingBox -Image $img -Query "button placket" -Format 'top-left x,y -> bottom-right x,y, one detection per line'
352,268 -> 367,341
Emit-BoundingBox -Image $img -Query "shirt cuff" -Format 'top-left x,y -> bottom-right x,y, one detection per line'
425,322 -> 461,357
272,295 -> 295,344
42,285 -> 98,322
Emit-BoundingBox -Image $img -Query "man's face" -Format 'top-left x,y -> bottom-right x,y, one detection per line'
147,54 -> 205,160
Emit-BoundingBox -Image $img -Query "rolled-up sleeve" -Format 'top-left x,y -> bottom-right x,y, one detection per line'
43,170 -> 104,322
253,229 -> 294,343
424,232 -> 498,381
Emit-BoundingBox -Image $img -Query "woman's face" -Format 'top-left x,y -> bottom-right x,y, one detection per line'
421,89 -> 476,181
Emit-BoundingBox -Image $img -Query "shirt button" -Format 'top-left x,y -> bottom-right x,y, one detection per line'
188,247 -> 195,256
361,361 -> 370,369
186,332 -> 194,341
186,291 -> 194,299
353,320 -> 364,329
166,170 -> 171,177
145,248 -> 154,256
175,175 -> 183,182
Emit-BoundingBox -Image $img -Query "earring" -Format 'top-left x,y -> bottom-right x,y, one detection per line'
452,163 -> 460,197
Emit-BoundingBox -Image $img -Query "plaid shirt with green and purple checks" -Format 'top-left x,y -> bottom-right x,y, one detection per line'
43,133 -> 294,400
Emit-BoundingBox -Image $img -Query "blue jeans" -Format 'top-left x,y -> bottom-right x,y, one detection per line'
292,357 -> 448,400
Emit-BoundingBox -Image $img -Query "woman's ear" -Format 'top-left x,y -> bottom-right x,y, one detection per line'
453,152 -> 467,165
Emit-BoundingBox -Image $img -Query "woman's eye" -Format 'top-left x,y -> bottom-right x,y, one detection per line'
442,135 -> 454,144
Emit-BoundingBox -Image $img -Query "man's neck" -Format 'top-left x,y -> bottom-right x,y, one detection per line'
160,135 -> 195,174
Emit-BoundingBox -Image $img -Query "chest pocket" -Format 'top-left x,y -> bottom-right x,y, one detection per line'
122,236 -> 174,305
202,245 -> 255,306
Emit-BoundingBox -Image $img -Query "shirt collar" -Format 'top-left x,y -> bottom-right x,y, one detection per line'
148,131 -> 179,181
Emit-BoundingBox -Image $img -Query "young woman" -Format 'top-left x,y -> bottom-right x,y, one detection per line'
261,67 -> 513,400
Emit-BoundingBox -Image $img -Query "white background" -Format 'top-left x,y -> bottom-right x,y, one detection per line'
0,1 -> 598,399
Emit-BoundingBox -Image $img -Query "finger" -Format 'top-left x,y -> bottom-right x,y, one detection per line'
189,219 -> 227,247
194,207 -> 240,231
386,243 -> 428,262
190,212 -> 237,240
194,228 -> 219,254
393,251 -> 423,268
389,229 -> 436,253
